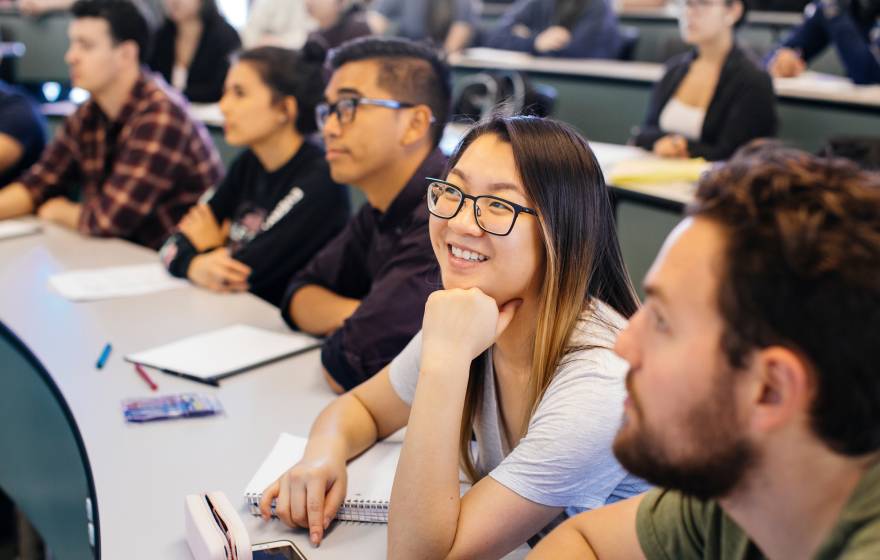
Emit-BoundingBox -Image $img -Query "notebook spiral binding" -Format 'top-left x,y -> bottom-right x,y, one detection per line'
245,493 -> 390,524
337,498 -> 390,523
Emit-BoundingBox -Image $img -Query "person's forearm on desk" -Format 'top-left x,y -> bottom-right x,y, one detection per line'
0,134 -> 24,176
289,285 -> 360,335
259,393 -> 378,541
528,495 -> 646,560
387,346 -> 471,559
37,197 -> 81,229
0,183 -> 35,220
444,22 -> 474,53
260,367 -> 410,545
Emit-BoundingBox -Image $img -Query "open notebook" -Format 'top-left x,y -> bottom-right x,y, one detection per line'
49,263 -> 187,301
244,433 -> 401,523
0,220 -> 41,241
125,325 -> 320,386
608,157 -> 710,186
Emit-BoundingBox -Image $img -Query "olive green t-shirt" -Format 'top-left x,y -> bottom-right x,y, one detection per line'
636,460 -> 880,559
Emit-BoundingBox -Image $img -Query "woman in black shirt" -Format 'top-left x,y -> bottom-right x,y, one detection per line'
149,0 -> 241,102
160,43 -> 350,306
631,0 -> 777,161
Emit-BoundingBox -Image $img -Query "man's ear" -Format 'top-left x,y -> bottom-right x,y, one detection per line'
400,105 -> 434,147
119,40 -> 140,67
748,346 -> 814,435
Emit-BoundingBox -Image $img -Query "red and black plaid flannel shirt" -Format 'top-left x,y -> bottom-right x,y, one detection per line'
19,71 -> 223,249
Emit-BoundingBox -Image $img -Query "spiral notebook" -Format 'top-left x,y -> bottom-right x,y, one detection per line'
243,433 -> 401,523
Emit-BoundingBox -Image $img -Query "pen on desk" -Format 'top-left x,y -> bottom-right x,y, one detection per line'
134,363 -> 159,391
95,343 -> 112,369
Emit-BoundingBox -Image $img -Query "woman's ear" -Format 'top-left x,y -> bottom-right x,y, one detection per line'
728,0 -> 744,26
282,96 -> 299,126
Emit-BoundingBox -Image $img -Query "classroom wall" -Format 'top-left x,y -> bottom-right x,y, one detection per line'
0,11 -> 71,84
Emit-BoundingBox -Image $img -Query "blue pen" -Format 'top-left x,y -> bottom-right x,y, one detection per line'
96,343 -> 112,369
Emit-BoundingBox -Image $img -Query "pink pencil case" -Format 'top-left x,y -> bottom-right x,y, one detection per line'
185,491 -> 252,560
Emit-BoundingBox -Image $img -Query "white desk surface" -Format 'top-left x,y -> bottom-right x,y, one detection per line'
451,49 -> 880,109
452,48 -> 665,82
619,4 -> 803,26
0,223 -> 531,559
0,224 -> 381,559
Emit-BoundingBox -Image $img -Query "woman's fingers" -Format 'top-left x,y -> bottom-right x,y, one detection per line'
259,480 -> 280,521
306,477 -> 329,545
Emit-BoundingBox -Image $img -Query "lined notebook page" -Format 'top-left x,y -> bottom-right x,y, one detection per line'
244,433 -> 402,523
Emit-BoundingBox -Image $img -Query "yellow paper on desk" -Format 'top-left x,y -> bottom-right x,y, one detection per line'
609,158 -> 710,186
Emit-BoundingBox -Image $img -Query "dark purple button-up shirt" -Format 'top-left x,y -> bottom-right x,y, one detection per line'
281,149 -> 446,390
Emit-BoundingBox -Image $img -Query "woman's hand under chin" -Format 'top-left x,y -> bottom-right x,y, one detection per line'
419,287 -> 522,373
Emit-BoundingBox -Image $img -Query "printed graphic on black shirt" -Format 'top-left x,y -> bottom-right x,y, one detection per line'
229,204 -> 268,254
228,186 -> 305,254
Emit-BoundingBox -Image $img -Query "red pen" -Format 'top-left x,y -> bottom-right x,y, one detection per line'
134,363 -> 159,391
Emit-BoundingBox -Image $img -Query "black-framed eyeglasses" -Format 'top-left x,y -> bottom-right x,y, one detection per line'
315,97 -> 419,130
675,0 -> 727,9
426,178 -> 538,236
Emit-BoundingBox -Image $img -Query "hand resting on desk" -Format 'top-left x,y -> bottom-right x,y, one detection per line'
187,248 -> 251,292
768,47 -> 807,79
653,134 -> 690,158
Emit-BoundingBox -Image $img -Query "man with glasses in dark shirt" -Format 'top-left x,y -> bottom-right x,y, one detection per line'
281,36 -> 449,393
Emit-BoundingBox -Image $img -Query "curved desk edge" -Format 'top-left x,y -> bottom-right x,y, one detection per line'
0,319 -> 100,559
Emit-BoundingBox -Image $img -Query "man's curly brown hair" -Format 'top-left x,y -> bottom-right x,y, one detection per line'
689,140 -> 880,455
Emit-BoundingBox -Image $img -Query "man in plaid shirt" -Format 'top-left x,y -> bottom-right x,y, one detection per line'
0,0 -> 222,249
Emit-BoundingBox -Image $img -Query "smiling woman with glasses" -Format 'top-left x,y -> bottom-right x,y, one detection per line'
426,177 -> 538,236
260,115 -> 649,559
630,0 -> 778,160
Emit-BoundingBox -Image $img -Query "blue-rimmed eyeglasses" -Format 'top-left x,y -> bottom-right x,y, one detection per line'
426,178 -> 538,236
315,97 -> 418,130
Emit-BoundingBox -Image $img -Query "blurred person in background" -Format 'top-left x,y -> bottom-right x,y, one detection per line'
148,0 -> 240,102
766,0 -> 880,84
367,0 -> 479,53
306,0 -> 371,50
484,0 -> 623,59
241,0 -> 316,48
630,0 -> 777,160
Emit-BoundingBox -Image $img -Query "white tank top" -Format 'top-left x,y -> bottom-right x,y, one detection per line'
658,97 -> 706,141
172,64 -> 189,92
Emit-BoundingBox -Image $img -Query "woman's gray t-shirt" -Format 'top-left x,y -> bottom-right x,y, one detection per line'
389,299 -> 649,516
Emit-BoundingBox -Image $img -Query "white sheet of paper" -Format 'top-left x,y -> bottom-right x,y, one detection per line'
49,263 -> 188,301
125,324 -> 319,380
243,433 -> 401,503
0,220 -> 41,241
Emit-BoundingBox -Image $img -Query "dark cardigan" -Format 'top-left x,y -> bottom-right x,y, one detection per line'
631,45 -> 778,161
148,15 -> 241,103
